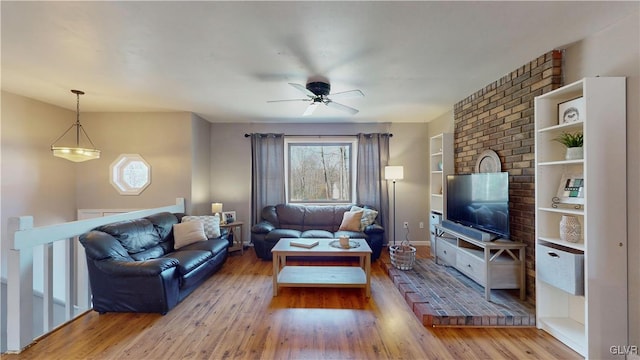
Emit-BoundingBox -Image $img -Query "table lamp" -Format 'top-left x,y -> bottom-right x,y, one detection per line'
211,202 -> 223,223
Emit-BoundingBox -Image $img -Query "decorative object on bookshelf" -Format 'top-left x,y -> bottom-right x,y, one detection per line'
290,239 -> 319,248
437,160 -> 443,171
558,97 -> 585,124
554,131 -> 584,160
555,173 -> 585,204
560,215 -> 582,243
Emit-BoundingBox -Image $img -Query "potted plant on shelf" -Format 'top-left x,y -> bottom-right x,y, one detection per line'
555,131 -> 584,160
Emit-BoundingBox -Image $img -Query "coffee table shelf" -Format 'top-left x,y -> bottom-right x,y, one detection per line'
277,266 -> 367,287
271,238 -> 372,297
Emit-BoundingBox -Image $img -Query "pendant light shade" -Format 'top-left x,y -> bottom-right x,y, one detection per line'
51,89 -> 101,162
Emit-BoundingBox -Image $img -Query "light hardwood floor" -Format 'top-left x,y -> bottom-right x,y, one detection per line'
5,246 -> 580,360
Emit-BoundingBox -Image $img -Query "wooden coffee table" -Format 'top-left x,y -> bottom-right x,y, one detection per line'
271,238 -> 372,297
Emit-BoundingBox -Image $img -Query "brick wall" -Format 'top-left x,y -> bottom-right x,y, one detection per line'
452,50 -> 563,302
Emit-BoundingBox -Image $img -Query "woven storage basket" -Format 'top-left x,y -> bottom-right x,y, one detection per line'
389,241 -> 416,270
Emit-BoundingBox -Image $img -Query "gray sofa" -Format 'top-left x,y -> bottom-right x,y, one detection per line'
251,203 -> 384,261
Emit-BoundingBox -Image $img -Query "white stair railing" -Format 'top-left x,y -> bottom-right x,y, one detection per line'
6,198 -> 185,353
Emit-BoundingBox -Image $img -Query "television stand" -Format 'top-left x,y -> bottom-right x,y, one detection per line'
434,224 -> 526,301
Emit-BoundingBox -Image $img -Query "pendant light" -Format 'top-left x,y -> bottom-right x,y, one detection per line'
51,89 -> 100,162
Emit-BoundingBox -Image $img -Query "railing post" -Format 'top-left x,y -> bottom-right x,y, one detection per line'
7,216 -> 34,353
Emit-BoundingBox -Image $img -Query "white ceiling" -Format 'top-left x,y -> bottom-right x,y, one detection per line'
1,1 -> 636,123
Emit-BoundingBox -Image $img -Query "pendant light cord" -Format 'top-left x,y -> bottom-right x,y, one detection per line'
50,90 -> 98,149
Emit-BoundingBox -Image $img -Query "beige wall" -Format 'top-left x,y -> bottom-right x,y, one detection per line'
427,109 -> 455,138
564,10 -> 640,347
0,92 -> 78,278
190,114 -> 212,215
76,112 -> 195,212
208,121 -> 431,244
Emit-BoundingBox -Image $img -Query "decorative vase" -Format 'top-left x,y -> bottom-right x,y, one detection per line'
565,147 -> 584,160
560,215 -> 581,243
437,160 -> 443,171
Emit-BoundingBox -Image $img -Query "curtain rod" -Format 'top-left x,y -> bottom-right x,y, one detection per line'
244,133 -> 393,138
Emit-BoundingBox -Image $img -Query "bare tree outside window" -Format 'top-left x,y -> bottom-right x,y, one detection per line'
287,140 -> 355,204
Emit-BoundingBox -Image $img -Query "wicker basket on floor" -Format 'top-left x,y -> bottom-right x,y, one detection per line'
389,240 -> 416,270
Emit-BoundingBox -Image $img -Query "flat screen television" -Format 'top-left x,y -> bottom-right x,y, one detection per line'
446,172 -> 510,239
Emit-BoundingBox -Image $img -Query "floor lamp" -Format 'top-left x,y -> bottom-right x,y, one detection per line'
385,166 -> 404,246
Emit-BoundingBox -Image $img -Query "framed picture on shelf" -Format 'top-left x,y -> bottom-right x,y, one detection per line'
555,173 -> 585,204
222,211 -> 236,224
558,97 -> 585,125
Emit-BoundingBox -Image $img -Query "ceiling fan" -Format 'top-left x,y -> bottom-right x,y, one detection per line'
268,81 -> 364,116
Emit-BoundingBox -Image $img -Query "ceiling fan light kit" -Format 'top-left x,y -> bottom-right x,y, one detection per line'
268,80 -> 364,116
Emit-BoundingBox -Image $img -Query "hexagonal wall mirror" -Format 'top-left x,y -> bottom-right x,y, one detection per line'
110,154 -> 151,195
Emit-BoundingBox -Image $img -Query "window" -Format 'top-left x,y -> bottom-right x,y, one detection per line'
110,154 -> 151,195
285,137 -> 357,204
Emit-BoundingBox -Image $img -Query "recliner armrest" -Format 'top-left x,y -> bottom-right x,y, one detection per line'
95,258 -> 179,277
251,221 -> 275,234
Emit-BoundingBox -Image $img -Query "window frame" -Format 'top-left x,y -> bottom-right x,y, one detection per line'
284,136 -> 358,205
110,154 -> 151,196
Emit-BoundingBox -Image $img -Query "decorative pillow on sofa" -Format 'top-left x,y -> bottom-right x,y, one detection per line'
173,221 -> 207,249
339,210 -> 364,231
350,206 -> 379,231
181,215 -> 221,238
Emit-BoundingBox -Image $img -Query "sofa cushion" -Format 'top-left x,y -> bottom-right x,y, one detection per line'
173,221 -> 207,249
179,238 -> 229,257
275,204 -> 306,230
145,212 -> 179,242
163,250 -> 212,276
300,230 -> 334,238
79,230 -> 133,261
350,205 -> 379,231
303,206 -> 339,231
181,215 -> 221,238
265,228 -> 302,242
339,210 -> 364,231
96,219 -> 161,255
130,245 -> 166,261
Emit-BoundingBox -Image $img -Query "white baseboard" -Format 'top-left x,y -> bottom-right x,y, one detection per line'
386,241 -> 429,246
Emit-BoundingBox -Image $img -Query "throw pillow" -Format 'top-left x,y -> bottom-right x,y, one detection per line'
173,221 -> 207,250
181,215 -> 221,238
350,206 -> 379,231
339,210 -> 364,231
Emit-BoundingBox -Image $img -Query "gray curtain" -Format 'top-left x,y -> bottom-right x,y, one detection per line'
356,133 -> 391,245
251,133 -> 285,225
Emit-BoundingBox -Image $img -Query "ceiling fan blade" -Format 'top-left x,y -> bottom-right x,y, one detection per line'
326,101 -> 359,115
329,89 -> 364,99
303,102 -> 319,116
289,83 -> 316,98
267,99 -> 310,103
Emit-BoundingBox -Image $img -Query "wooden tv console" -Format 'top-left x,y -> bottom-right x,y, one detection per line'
434,224 -> 526,301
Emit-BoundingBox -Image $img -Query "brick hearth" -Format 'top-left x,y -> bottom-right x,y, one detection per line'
385,257 -> 535,327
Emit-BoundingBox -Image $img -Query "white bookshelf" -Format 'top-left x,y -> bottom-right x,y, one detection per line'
429,133 -> 453,215
534,77 -> 627,359
429,133 -> 453,255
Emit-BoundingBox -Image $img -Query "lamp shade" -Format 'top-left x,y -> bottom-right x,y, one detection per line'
211,203 -> 223,214
384,166 -> 404,181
